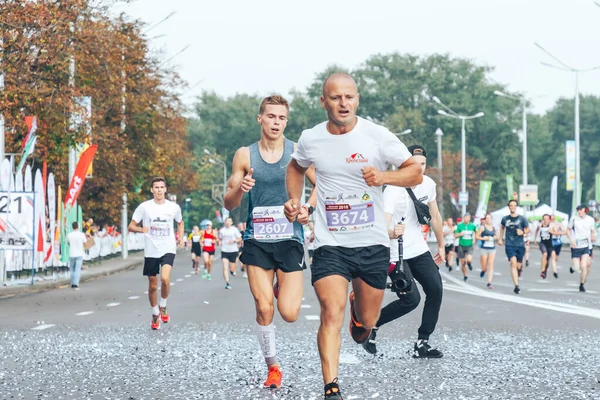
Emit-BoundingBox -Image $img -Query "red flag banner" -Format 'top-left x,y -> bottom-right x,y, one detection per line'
64,145 -> 98,207
23,116 -> 37,150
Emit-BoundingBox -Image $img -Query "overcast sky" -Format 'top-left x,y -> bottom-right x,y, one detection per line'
115,0 -> 600,114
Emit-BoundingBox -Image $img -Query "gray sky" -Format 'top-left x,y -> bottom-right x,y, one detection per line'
116,0 -> 600,114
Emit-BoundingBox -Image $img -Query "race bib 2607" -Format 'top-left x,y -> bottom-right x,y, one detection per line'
252,206 -> 293,240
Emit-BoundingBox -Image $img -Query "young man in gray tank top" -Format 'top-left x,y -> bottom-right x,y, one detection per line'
224,95 -> 317,390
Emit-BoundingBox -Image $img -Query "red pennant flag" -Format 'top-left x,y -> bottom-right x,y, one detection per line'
37,218 -> 44,252
23,116 -> 37,151
64,145 -> 98,207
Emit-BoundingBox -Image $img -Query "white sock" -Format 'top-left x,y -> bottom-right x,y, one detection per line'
256,322 -> 277,365
152,305 -> 159,315
159,297 -> 168,308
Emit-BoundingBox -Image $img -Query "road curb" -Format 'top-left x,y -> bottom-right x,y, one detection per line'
0,258 -> 143,299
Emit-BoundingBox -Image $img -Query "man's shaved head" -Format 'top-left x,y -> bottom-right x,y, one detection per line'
322,72 -> 357,97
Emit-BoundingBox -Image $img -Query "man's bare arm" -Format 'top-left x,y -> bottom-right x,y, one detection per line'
224,147 -> 250,211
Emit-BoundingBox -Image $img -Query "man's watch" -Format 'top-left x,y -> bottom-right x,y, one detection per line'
302,204 -> 314,215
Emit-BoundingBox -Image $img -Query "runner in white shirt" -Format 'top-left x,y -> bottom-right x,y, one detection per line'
566,204 -> 596,292
443,218 -> 456,271
67,221 -> 88,290
219,217 -> 242,289
128,177 -> 184,330
284,73 -> 422,399
360,145 -> 445,359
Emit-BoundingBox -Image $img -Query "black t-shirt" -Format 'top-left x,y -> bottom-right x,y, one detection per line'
501,214 -> 529,248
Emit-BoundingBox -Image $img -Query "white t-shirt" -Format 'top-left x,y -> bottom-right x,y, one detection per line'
384,175 -> 436,261
67,230 -> 87,258
292,117 -> 412,249
132,199 -> 182,258
443,225 -> 454,246
569,215 -> 595,249
219,226 -> 241,253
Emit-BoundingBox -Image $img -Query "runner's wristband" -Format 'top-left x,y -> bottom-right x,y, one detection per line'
302,204 -> 314,215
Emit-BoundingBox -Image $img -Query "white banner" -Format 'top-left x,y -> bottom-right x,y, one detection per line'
46,173 -> 56,266
0,192 -> 35,250
1,159 -> 10,190
15,169 -> 23,192
24,165 -> 32,192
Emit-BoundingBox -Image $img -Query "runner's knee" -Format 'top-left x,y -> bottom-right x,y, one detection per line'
278,302 -> 300,323
255,299 -> 275,321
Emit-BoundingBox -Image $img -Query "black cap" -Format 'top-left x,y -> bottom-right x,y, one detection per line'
576,204 -> 587,211
408,145 -> 427,157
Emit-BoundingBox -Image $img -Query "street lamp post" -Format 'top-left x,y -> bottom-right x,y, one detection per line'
205,149 -> 227,206
434,96 -> 484,216
494,90 -> 528,185
184,197 -> 191,231
435,128 -> 444,219
535,42 -> 600,215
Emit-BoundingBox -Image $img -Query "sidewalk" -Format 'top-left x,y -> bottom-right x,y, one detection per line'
0,251 -> 145,299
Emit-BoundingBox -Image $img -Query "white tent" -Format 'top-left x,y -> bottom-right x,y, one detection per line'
490,205 -> 525,228
531,203 -> 569,223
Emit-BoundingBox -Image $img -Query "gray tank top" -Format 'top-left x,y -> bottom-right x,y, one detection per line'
244,138 -> 304,244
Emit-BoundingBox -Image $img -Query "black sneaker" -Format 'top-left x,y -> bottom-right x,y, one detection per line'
579,284 -> 586,293
467,262 -> 473,271
463,276 -> 468,282
480,270 -> 485,278
570,267 -> 574,274
448,266 -> 453,272
324,378 -> 343,399
514,285 -> 520,294
553,272 -> 558,279
361,327 -> 378,355
526,260 -> 529,267
413,340 -> 443,359
540,272 -> 546,279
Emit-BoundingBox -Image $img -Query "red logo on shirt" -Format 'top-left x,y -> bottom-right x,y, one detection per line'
346,153 -> 369,164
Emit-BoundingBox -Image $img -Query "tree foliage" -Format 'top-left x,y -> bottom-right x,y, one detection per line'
1,0 -> 197,224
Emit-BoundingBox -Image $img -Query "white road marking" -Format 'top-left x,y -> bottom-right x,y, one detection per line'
176,278 -> 183,282
528,288 -> 598,294
170,283 -> 175,286
493,272 -> 502,276
144,291 -> 148,294
184,274 -> 191,278
300,304 -> 312,309
441,270 -> 600,320
304,315 -> 319,320
340,353 -> 360,364
106,302 -> 120,307
128,296 -> 140,300
31,324 -> 55,330
76,311 -> 94,316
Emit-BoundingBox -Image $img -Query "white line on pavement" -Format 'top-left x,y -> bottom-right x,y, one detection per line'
76,311 -> 94,316
31,324 -> 55,330
304,315 -> 319,320
441,270 -> 600,320
128,296 -> 140,300
300,304 -> 312,309
176,278 -> 183,282
527,288 -> 598,294
170,283 -> 175,286
106,302 -> 120,307
184,274 -> 191,278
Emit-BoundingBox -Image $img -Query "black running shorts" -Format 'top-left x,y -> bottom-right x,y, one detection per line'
203,249 -> 215,256
444,244 -> 453,255
571,248 -> 589,259
221,251 -> 238,263
311,245 -> 389,290
240,239 -> 305,273
143,253 -> 176,276
191,243 -> 201,256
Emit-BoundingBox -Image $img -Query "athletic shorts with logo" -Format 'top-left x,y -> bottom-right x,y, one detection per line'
457,245 -> 474,259
143,253 -> 176,276
221,251 -> 238,263
311,245 -> 389,290
505,245 -> 525,262
240,239 -> 305,273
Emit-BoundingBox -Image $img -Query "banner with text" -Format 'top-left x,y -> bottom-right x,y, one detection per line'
566,140 -> 576,191
0,192 -> 35,250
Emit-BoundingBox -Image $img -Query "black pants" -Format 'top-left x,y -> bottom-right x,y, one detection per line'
377,251 -> 443,340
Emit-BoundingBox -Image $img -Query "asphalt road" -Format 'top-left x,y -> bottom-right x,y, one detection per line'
1,246 -> 600,400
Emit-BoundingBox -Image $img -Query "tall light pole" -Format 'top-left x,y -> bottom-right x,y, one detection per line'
494,90 -> 528,185
205,149 -> 227,206
435,128 -> 444,219
434,96 -> 484,216
535,42 -> 600,215
184,197 -> 191,231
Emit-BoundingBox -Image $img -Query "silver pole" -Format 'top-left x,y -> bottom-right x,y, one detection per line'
574,71 -> 581,212
522,104 -> 528,185
122,193 -> 128,259
68,22 -> 76,181
461,118 -> 466,216
437,130 -> 444,219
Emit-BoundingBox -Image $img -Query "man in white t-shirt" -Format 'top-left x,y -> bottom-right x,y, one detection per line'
361,145 -> 445,358
67,221 -> 88,290
284,72 -> 422,399
128,177 -> 184,330
567,204 -> 596,292
219,217 -> 242,289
